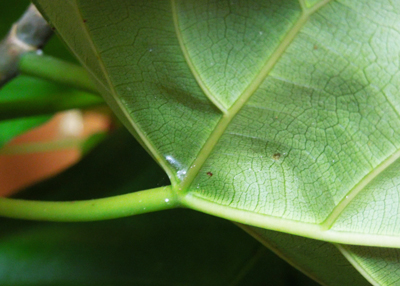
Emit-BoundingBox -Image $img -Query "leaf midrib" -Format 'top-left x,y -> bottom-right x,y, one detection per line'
178,0 -> 332,193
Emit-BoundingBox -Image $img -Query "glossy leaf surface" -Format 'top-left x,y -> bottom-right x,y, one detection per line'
33,0 -> 400,248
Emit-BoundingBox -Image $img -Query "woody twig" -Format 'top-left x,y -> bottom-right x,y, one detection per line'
0,4 -> 53,88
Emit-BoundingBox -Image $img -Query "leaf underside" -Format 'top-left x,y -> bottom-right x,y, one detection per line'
245,224 -> 400,286
33,0 -> 400,248
242,225 -> 371,286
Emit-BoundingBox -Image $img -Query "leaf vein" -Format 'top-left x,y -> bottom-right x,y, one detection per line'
321,148 -> 400,229
180,1 -> 333,193
71,0 -> 177,185
171,0 -> 228,114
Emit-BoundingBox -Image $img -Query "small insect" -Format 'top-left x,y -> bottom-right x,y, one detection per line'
273,153 -> 281,160
206,171 -> 213,177
83,19 -> 87,23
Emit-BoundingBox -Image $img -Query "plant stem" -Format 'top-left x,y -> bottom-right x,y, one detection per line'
0,138 -> 84,155
0,90 -> 104,121
19,53 -> 100,95
0,186 -> 179,222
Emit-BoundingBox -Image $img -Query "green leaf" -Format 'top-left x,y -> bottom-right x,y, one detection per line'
243,225 -> 371,286
80,132 -> 108,156
0,0 -> 30,35
337,245 -> 400,286
6,128 -> 316,286
33,0 -> 400,248
0,115 -> 49,149
244,225 -> 400,285
0,74 -> 103,149
0,78 -> 51,148
0,211 -> 295,286
0,75 -> 103,121
0,212 -> 287,286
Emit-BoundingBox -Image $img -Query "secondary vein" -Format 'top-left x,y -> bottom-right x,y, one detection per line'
321,148 -> 400,230
179,6 -> 326,193
171,0 -> 228,114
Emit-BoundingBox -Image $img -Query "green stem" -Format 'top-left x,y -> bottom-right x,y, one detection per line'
0,90 -> 104,121
0,138 -> 83,155
19,53 -> 100,95
0,186 -> 179,222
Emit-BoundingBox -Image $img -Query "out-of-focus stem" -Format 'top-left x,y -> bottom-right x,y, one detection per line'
19,53 -> 100,95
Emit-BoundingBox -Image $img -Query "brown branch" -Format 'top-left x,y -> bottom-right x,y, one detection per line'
0,4 -> 53,87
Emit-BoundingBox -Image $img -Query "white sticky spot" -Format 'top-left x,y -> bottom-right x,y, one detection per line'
149,48 -> 153,52
36,49 -> 43,55
177,170 -> 186,179
259,31 -> 263,35
166,155 -> 187,180
165,198 -> 169,203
